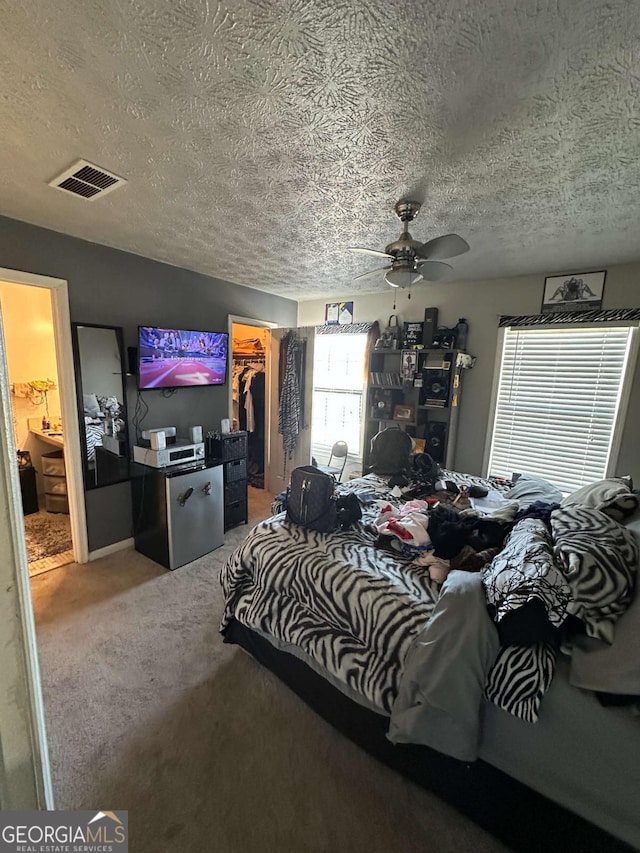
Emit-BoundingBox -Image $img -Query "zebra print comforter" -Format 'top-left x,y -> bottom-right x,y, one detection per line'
220,473 -> 639,736
220,478 -> 443,712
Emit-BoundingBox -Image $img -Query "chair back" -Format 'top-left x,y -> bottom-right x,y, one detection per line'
329,441 -> 348,465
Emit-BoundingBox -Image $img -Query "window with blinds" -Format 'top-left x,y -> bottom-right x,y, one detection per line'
311,333 -> 367,458
487,325 -> 635,493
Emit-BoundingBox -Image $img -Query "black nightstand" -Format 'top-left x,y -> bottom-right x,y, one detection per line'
19,466 -> 38,515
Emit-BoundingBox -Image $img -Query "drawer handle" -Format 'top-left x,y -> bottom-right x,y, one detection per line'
178,487 -> 194,507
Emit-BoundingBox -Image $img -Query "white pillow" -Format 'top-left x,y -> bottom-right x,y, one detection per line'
504,473 -> 563,508
83,393 -> 100,417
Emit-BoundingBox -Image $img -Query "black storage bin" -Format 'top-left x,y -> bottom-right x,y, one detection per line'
225,479 -> 247,504
209,430 -> 249,532
206,431 -> 248,462
225,498 -> 248,530
224,458 -> 247,483
19,466 -> 39,515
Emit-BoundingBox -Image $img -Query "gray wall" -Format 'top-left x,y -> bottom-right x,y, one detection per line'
0,215 -> 297,551
298,262 -> 640,482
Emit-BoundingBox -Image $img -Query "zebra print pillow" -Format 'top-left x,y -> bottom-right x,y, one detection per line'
561,477 -> 638,522
551,506 -> 639,643
482,518 -> 572,630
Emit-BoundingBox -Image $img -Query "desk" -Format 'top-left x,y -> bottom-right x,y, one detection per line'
28,417 -> 64,450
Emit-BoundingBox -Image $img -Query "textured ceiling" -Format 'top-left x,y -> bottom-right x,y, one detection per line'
0,0 -> 639,300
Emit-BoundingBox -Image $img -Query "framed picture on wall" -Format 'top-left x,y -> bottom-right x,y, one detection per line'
325,302 -> 339,324
541,270 -> 606,313
325,301 -> 354,324
393,404 -> 415,423
338,302 -> 354,324
401,350 -> 418,380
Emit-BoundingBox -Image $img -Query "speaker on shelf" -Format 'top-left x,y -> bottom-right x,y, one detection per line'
425,422 -> 447,463
422,307 -> 439,348
150,430 -> 166,451
370,388 -> 394,420
127,346 -> 138,376
420,368 -> 451,406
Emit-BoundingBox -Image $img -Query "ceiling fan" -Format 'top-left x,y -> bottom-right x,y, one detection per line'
349,200 -> 470,288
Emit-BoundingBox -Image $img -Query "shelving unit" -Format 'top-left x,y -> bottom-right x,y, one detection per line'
41,450 -> 69,513
206,431 -> 249,531
363,348 -> 470,472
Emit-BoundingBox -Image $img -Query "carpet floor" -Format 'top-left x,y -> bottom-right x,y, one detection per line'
24,509 -> 73,562
31,487 -> 509,853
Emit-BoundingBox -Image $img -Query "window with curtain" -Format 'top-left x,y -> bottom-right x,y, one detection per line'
487,325 -> 636,493
311,333 -> 368,459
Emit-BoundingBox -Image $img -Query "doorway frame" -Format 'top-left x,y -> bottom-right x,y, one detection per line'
227,314 -> 278,422
0,267 -> 88,563
227,315 -> 277,486
0,265 -> 87,810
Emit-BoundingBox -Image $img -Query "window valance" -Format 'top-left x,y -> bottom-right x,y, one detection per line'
499,308 -> 640,328
316,322 -> 373,335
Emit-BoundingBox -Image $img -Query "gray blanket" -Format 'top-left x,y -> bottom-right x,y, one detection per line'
388,570 -> 499,761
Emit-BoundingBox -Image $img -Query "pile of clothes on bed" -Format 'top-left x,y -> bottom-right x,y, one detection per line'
221,465 -> 639,760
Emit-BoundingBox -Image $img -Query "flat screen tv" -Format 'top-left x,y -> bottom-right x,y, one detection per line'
138,326 -> 229,390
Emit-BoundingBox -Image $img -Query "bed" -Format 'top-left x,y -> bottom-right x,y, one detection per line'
220,470 -> 640,852
82,393 -> 124,466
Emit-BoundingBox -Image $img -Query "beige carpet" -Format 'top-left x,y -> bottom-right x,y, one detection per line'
31,487 -> 509,853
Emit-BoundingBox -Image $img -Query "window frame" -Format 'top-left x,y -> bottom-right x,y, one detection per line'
311,332 -> 368,461
482,322 -> 639,486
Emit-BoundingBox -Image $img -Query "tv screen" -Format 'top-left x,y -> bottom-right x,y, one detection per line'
138,326 -> 229,390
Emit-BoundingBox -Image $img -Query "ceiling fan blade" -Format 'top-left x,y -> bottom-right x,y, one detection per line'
352,266 -> 391,281
416,260 -> 453,281
348,247 -> 394,261
418,234 -> 470,260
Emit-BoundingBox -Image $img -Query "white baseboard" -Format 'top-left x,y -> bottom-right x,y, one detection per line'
88,537 -> 134,562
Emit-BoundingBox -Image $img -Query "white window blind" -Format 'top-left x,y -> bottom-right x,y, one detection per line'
311,333 -> 367,457
488,325 -> 634,493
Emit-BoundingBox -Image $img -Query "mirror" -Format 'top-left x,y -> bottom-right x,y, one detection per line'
72,323 -> 129,489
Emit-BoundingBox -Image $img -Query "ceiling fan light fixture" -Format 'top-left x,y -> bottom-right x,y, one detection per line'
384,267 -> 423,288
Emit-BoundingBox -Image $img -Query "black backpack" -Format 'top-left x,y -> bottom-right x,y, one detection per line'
413,452 -> 442,488
368,427 -> 413,475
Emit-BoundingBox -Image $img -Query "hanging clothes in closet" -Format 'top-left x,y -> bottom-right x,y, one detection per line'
233,358 -> 266,487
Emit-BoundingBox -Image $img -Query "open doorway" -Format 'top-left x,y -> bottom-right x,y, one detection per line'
0,280 -> 75,575
229,320 -> 271,521
0,268 -> 88,569
0,266 -> 88,810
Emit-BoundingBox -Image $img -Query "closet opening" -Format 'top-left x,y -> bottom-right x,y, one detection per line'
230,321 -> 271,519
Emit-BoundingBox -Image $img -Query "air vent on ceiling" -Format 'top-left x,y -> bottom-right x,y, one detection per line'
48,159 -> 127,201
